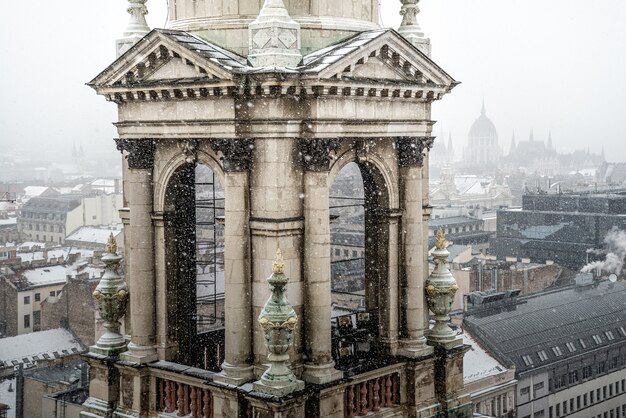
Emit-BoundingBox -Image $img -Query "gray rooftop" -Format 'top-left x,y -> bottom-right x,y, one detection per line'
464,280 -> 626,375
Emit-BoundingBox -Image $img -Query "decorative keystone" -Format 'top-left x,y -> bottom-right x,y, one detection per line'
248,0 -> 302,68
253,249 -> 305,396
90,233 -> 129,356
425,229 -> 460,347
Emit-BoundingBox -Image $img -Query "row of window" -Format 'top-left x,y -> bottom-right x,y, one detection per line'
31,234 -> 63,243
431,224 -> 482,235
333,248 -> 365,259
22,290 -> 61,307
522,328 -> 626,367
552,379 -> 626,417
24,223 -> 64,233
551,357 -> 626,391
21,213 -> 66,221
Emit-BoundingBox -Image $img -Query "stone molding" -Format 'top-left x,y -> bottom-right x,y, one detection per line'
210,138 -> 255,171
298,138 -> 340,171
115,138 -> 155,169
396,136 -> 435,167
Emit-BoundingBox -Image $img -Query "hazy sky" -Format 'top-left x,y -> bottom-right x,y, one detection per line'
0,1 -> 625,160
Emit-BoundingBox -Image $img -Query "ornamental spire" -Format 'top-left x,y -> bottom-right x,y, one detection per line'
248,0 -> 303,68
398,0 -> 431,57
116,0 -> 151,57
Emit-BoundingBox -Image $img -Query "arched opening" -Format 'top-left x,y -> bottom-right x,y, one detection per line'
164,162 -> 225,371
330,161 -> 390,370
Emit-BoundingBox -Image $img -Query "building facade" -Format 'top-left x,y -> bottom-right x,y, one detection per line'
81,1 -> 473,417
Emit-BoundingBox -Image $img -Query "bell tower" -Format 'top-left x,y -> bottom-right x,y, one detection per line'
81,1 -> 473,417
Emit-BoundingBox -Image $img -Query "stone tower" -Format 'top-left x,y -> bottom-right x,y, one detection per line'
82,0 -> 471,417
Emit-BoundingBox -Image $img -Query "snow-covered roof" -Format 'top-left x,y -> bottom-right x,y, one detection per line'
21,265 -> 68,287
22,186 -> 49,199
462,331 -> 508,384
0,329 -> 84,368
66,227 -> 122,245
0,218 -> 16,226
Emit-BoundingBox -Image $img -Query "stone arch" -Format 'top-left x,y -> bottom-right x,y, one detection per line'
154,146 -> 225,213
158,147 -> 227,370
327,143 -> 399,363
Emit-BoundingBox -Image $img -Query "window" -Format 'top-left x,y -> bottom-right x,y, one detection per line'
352,250 -> 358,258
583,365 -> 593,379
554,375 -> 566,389
619,326 -> 626,337
534,410 -> 545,418
23,296 -> 30,304
598,362 -> 606,374
605,330 -> 615,340
23,314 -> 30,328
569,370 -> 579,384
552,346 -> 563,356
50,291 -> 55,297
334,249 -> 340,256
34,293 -> 40,302
520,386 -> 530,395
343,249 -> 349,257
566,342 -> 576,352
522,355 -> 534,366
579,338 -> 587,348
610,357 -> 619,369
538,350 -> 548,361
584,393 -> 588,407
593,334 -> 603,344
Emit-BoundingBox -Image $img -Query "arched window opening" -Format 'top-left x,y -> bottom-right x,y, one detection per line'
164,163 -> 225,371
330,161 -> 389,370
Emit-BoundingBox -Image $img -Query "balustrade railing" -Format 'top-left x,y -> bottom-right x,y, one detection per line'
343,372 -> 400,418
157,378 -> 213,418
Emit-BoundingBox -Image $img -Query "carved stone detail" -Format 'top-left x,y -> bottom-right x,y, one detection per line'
396,136 -> 435,167
178,139 -> 199,164
115,138 -> 155,169
298,138 -> 340,171
210,139 -> 255,172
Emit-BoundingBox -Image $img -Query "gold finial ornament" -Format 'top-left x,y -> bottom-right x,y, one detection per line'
272,248 -> 285,274
435,228 -> 448,250
106,233 -> 118,254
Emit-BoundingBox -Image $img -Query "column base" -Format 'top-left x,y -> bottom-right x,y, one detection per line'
214,362 -> 255,386
252,378 -> 305,397
302,361 -> 343,385
427,336 -> 463,350
397,338 -> 434,358
119,343 -> 157,364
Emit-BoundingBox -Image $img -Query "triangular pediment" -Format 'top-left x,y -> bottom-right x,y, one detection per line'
89,29 -> 249,89
302,29 -> 457,88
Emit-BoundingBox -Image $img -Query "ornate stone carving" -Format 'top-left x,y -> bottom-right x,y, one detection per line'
298,138 -> 340,171
398,0 -> 431,56
90,233 -> 129,356
116,0 -> 150,57
248,0 -> 303,68
396,136 -> 435,167
115,138 -> 155,169
210,139 -> 255,172
425,229 -> 460,346
178,139 -> 199,164
253,249 -> 305,396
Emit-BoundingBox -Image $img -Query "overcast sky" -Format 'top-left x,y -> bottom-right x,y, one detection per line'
0,1 -> 625,160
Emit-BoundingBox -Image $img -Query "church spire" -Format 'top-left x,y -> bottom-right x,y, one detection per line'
529,128 -> 535,142
447,131 -> 455,162
481,99 -> 486,116
116,0 -> 150,57
547,129 -> 553,150
509,131 -> 517,155
248,0 -> 302,68
398,0 -> 431,57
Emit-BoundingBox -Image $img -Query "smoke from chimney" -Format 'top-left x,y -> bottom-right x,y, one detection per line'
581,227 -> 626,275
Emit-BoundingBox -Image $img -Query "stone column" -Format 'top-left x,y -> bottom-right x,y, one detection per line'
379,210 -> 401,354
211,139 -> 255,385
116,139 -> 158,364
396,137 -> 434,358
153,211 -> 176,360
299,139 -> 343,384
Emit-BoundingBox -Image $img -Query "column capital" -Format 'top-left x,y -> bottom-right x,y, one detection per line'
114,138 -> 155,170
210,138 -> 255,172
396,136 -> 435,167
298,138 -> 340,171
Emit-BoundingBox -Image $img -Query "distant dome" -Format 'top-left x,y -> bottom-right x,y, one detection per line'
464,102 -> 500,167
469,114 -> 498,140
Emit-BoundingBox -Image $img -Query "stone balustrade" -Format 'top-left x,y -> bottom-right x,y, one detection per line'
343,371 -> 400,418
157,377 -> 214,418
